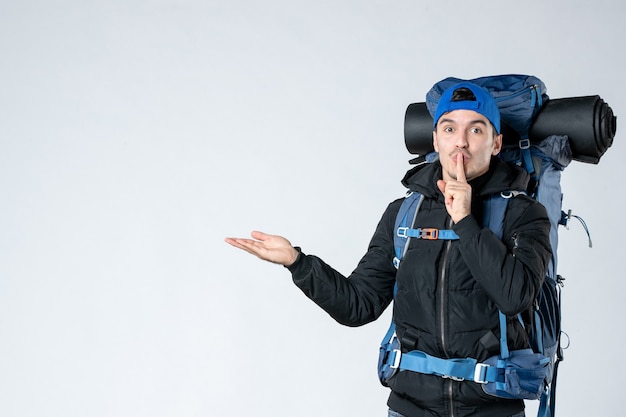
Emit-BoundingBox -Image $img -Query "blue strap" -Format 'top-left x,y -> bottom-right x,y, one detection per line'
499,311 -> 510,359
534,310 -> 544,353
533,83 -> 544,108
393,193 -> 424,268
537,389 -> 552,417
396,191 -> 513,248
392,189 -> 459,270
483,192 -> 510,237
518,137 -> 537,182
384,349 -> 499,384
398,227 -> 459,240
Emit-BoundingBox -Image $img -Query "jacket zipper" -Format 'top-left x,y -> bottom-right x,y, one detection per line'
439,239 -> 452,357
447,380 -> 454,417
493,84 -> 543,110
439,218 -> 455,417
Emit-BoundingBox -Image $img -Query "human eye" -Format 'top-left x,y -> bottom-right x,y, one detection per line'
470,126 -> 483,134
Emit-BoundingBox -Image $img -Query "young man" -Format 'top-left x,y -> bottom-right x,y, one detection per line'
225,82 -> 552,417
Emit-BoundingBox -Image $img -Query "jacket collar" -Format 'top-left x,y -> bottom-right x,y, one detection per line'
401,156 -> 530,199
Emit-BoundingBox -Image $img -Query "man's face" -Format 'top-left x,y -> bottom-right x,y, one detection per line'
433,109 -> 502,182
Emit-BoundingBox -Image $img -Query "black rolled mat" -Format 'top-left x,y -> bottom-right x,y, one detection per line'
404,96 -> 617,164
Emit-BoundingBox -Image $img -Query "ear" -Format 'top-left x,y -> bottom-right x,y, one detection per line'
432,130 -> 439,153
491,133 -> 503,155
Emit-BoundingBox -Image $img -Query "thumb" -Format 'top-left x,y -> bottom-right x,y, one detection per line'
250,230 -> 269,241
436,180 -> 446,195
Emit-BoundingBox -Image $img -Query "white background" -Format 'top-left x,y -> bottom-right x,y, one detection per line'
1,1 -> 624,416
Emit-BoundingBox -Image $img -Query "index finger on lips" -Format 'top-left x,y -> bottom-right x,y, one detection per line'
456,153 -> 467,183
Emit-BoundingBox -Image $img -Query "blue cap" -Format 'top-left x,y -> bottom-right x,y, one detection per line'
432,81 -> 501,134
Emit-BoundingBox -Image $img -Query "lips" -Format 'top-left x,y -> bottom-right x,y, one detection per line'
453,152 -> 469,163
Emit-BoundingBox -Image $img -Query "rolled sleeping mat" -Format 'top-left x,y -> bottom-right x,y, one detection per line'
529,96 -> 616,164
404,102 -> 433,157
404,96 -> 617,164
404,102 -> 537,155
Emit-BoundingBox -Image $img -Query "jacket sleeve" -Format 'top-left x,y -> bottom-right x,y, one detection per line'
286,202 -> 400,327
453,196 -> 552,315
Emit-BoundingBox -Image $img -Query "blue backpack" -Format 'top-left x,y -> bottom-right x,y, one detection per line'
378,75 -> 592,417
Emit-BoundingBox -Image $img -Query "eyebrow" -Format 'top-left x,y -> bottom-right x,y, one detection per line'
438,117 -> 488,127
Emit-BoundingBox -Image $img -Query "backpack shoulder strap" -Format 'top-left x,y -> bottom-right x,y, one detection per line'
483,191 -> 522,237
393,192 -> 424,268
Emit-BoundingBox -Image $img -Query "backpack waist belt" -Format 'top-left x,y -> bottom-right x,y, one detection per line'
385,349 -> 499,384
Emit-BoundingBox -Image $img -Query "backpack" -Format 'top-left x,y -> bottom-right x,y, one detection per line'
379,74 -> 615,417
378,187 -> 556,406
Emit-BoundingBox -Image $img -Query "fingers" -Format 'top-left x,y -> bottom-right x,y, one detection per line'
437,179 -> 455,209
436,179 -> 446,194
437,167 -> 471,223
225,231 -> 298,265
225,230 -> 265,252
224,236 -> 261,256
456,152 -> 467,183
225,231 -> 268,248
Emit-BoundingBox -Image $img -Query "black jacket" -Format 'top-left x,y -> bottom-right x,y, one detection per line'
288,158 -> 552,417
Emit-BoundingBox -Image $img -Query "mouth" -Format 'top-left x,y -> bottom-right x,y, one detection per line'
452,152 -> 469,163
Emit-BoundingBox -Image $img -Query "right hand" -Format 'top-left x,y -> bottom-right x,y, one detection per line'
436,151 -> 472,224
224,231 -> 299,266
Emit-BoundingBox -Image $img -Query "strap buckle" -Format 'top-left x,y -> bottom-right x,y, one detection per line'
390,349 -> 402,369
397,227 -> 441,240
473,363 -> 490,384
519,138 -> 531,150
419,228 -> 439,240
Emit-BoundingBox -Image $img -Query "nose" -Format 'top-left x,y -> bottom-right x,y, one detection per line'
454,131 -> 468,148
